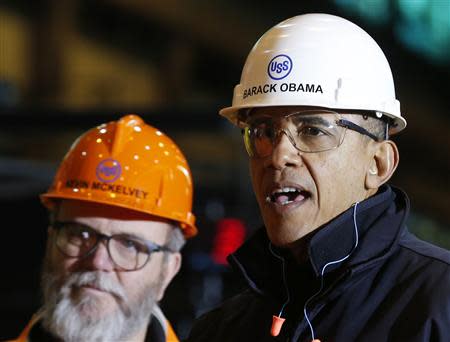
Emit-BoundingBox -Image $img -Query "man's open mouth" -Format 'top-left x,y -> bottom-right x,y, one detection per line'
266,187 -> 310,206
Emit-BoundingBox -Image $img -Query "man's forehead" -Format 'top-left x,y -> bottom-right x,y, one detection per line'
247,106 -> 368,121
57,200 -> 164,221
248,106 -> 319,117
55,200 -> 173,239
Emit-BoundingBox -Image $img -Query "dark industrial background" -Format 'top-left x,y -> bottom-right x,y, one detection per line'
1,0 -> 449,339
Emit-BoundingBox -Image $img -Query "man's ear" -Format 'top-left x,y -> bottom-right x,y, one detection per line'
156,252 -> 182,301
365,140 -> 399,189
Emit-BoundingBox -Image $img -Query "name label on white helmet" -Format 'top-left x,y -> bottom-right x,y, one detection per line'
243,82 -> 323,100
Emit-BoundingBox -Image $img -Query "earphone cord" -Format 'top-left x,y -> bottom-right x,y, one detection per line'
269,242 -> 291,317
303,202 -> 360,341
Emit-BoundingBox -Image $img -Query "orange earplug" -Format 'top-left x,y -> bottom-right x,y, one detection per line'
270,315 -> 286,336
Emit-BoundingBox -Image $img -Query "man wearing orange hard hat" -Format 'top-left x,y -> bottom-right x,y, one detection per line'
10,114 -> 196,342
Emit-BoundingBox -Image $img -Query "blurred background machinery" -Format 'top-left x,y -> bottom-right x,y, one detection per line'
0,0 -> 449,339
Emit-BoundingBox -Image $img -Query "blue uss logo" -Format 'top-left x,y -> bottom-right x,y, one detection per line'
267,54 -> 293,80
96,159 -> 122,183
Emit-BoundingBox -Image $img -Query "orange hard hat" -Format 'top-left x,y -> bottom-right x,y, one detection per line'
41,114 -> 197,238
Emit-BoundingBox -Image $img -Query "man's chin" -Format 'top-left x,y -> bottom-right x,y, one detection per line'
71,290 -> 119,318
266,222 -> 313,246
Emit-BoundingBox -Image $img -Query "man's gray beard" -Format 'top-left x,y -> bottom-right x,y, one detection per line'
40,256 -> 164,342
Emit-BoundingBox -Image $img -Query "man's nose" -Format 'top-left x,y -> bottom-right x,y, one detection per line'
83,240 -> 115,272
267,131 -> 302,169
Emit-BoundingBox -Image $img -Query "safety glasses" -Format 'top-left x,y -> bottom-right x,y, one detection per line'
242,109 -> 380,158
52,221 -> 173,271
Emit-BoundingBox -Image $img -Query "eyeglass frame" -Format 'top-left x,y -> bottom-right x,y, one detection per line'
51,220 -> 173,271
241,109 -> 387,158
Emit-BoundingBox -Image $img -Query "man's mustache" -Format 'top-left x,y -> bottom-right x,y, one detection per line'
63,272 -> 128,304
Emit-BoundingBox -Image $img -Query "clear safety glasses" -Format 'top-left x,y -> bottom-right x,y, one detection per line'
242,109 -> 380,158
52,221 -> 173,271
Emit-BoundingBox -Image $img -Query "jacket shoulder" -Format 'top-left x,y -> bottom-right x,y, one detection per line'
399,232 -> 450,266
397,232 -> 450,310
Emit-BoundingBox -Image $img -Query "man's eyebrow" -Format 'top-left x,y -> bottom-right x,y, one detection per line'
57,221 -> 148,241
53,220 -> 92,227
247,115 -> 273,123
111,231 -> 147,241
290,115 -> 333,126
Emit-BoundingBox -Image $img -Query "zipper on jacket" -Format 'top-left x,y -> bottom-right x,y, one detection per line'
268,241 -> 291,336
298,202 -> 361,341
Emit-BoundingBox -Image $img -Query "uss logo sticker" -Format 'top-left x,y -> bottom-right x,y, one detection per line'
267,54 -> 293,80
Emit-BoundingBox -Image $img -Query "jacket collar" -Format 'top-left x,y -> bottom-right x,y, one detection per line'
228,185 -> 409,296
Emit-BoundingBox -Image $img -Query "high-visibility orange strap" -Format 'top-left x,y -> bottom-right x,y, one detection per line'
7,311 -> 43,342
165,320 -> 179,342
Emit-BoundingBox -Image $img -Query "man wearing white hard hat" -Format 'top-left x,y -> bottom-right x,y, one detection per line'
187,14 -> 450,342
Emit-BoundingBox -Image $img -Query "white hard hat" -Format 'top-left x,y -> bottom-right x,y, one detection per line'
220,13 -> 406,134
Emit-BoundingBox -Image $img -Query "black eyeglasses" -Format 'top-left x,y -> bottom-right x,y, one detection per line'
52,221 -> 173,271
242,109 -> 382,158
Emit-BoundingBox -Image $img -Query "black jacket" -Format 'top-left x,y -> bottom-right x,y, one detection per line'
187,186 -> 450,341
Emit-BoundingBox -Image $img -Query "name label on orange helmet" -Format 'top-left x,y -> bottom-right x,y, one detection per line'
65,179 -> 148,199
